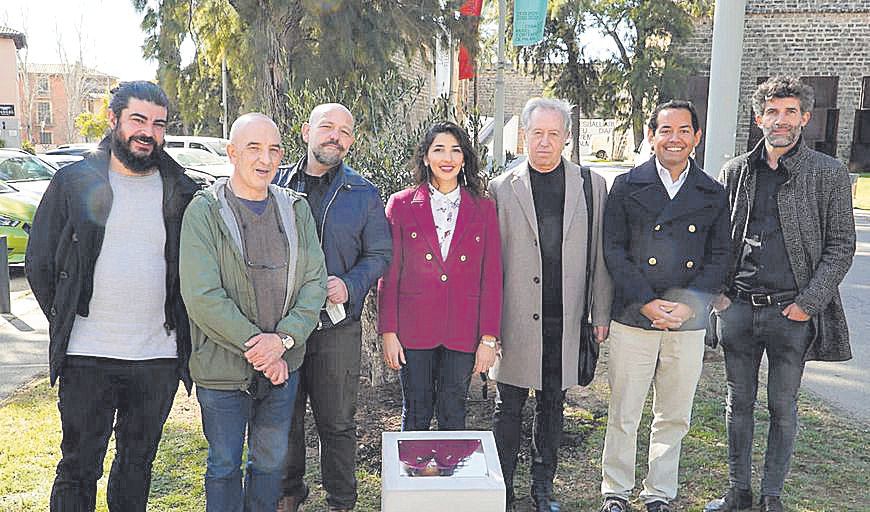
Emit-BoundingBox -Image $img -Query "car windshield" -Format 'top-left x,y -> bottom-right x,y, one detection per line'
205,140 -> 229,157
168,149 -> 226,166
0,154 -> 56,181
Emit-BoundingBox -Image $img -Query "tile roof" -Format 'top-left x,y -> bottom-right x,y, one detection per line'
24,63 -> 116,80
0,26 -> 26,49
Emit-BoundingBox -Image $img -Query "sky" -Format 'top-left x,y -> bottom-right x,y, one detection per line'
0,0 -> 158,81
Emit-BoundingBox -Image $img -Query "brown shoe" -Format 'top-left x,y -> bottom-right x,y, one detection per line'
276,485 -> 310,512
759,496 -> 783,512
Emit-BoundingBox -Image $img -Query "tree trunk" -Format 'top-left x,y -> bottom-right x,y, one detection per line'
571,104 -> 581,164
360,290 -> 398,387
228,1 -> 304,125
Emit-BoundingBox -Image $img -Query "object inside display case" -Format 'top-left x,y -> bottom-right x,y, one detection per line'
397,439 -> 486,477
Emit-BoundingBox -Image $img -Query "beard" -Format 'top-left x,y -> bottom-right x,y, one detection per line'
111,125 -> 163,174
762,123 -> 802,148
311,141 -> 345,167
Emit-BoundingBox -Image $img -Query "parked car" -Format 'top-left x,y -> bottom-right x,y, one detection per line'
0,150 -> 55,265
0,180 -> 38,265
44,143 -> 99,157
39,154 -> 84,169
165,147 -> 233,187
0,149 -> 57,197
164,135 -> 229,160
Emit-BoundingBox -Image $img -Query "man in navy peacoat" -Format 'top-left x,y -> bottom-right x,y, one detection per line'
599,100 -> 730,512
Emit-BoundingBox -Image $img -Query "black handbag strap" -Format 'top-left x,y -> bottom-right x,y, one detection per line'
581,165 -> 594,323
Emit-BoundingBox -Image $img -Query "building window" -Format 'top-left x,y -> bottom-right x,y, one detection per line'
36,76 -> 50,95
39,132 -> 53,145
37,102 -> 52,126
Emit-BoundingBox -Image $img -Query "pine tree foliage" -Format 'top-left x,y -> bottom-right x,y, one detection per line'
132,0 -> 472,135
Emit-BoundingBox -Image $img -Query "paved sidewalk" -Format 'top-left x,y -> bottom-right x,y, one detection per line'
0,289 -> 48,401
802,209 -> 870,422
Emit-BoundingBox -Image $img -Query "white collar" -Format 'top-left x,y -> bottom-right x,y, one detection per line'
429,183 -> 461,202
654,158 -> 691,185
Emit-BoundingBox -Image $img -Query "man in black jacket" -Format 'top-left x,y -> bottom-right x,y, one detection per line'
600,100 -> 730,512
25,81 -> 198,512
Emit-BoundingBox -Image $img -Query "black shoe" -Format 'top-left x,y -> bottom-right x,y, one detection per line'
645,500 -> 671,512
759,496 -> 783,512
704,488 -> 753,512
600,497 -> 630,512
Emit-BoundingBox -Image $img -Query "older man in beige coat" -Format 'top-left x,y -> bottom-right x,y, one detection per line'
488,97 -> 612,512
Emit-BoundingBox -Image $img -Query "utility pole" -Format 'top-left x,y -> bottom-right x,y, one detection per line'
493,0 -> 506,169
221,53 -> 228,139
703,0 -> 747,177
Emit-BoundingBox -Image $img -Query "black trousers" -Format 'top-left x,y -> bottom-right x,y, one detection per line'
50,356 -> 178,512
282,321 -> 362,510
399,346 -> 476,431
493,317 -> 565,502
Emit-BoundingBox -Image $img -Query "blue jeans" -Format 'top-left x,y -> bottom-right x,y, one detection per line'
399,346 -> 475,431
197,371 -> 299,512
718,299 -> 812,497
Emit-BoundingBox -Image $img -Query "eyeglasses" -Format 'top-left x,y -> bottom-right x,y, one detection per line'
245,259 -> 288,271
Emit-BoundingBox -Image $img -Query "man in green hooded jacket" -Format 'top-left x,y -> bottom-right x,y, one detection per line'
179,112 -> 326,511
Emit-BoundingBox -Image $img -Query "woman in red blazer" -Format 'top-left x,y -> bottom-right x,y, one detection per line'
378,121 -> 503,431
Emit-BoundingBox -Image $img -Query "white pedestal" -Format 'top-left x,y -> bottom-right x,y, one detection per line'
381,430 -> 505,511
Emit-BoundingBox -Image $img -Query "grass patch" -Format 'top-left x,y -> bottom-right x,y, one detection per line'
852,176 -> 870,210
1,353 -> 867,511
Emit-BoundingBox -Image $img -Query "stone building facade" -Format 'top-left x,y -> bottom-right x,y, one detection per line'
469,66 -> 547,120
681,0 -> 870,170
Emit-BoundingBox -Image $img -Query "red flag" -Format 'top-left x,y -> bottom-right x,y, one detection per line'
459,0 -> 483,16
458,45 -> 474,80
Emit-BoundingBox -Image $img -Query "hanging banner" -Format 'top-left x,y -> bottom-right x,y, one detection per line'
512,0 -> 547,47
459,0 -> 483,16
458,45 -> 475,80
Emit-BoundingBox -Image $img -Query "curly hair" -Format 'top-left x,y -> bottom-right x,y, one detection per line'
752,75 -> 815,116
412,121 -> 483,197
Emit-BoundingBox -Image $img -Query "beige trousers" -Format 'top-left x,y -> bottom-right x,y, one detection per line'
600,321 -> 705,503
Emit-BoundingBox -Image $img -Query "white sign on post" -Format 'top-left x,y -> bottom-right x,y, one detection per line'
381,430 -> 505,511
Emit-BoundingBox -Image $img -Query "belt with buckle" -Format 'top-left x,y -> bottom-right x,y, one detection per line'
734,289 -> 797,307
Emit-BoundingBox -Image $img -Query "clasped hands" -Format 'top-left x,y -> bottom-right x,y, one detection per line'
244,333 -> 288,385
382,332 -> 499,374
641,299 -> 694,330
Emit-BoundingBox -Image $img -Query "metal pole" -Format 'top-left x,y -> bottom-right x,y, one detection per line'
0,236 -> 10,314
448,32 -> 455,108
703,0 -> 747,177
221,53 -> 229,139
493,0 -> 506,169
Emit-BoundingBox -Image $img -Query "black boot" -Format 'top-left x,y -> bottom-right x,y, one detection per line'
531,482 -> 560,512
704,488 -> 753,512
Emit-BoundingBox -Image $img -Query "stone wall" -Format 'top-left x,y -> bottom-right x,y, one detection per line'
678,0 -> 870,165
471,66 -> 547,118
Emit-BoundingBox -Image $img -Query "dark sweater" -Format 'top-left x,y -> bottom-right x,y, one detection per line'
529,162 -> 566,319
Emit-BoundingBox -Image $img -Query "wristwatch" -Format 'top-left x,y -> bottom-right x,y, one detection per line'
279,333 -> 295,351
480,338 -> 497,349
